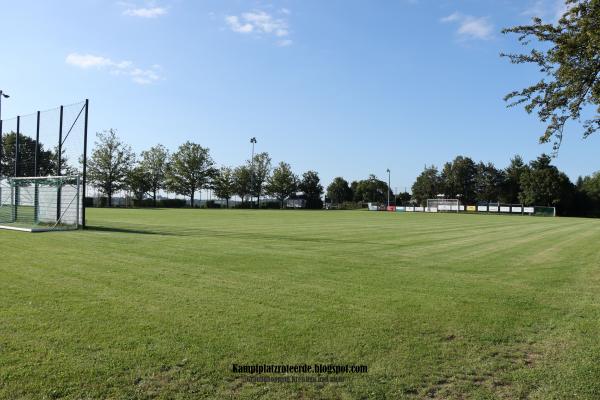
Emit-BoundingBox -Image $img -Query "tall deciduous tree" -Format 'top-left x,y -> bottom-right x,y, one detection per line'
0,132 -> 57,177
441,156 -> 477,203
266,162 -> 298,208
233,165 -> 252,206
127,165 -> 152,204
166,141 -> 215,207
502,0 -> 600,150
519,154 -> 572,206
299,170 -> 324,209
327,177 -> 353,205
249,152 -> 271,207
140,144 -> 169,207
213,166 -> 235,208
352,174 -> 391,204
87,129 -> 135,207
412,166 -> 441,205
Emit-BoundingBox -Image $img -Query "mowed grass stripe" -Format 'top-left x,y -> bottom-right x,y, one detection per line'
1,209 -> 600,399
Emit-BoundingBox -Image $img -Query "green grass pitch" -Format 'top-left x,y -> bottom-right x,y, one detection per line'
1,209 -> 600,399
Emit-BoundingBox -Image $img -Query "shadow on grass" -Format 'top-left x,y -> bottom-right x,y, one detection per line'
86,225 -> 175,236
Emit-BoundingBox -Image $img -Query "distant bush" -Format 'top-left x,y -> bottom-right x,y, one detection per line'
260,201 -> 281,209
204,200 -> 221,209
336,202 -> 364,210
158,199 -> 187,208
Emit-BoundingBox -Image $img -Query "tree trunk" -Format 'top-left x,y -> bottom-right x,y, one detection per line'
190,191 -> 195,208
153,190 -> 157,207
280,198 -> 284,209
226,198 -> 229,208
108,190 -> 112,208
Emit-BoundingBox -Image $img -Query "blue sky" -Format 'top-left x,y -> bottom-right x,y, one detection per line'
1,0 -> 597,192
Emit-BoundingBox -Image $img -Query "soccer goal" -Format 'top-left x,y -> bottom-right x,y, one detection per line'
0,176 -> 81,232
427,198 -> 459,213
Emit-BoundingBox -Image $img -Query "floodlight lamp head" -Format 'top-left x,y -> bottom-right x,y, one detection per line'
250,137 -> 257,144
0,92 -> 8,98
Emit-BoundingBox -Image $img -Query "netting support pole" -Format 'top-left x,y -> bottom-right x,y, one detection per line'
14,116 -> 20,221
57,106 -> 63,222
15,116 -> 20,177
34,111 -> 40,223
0,119 -> 3,177
82,99 -> 88,229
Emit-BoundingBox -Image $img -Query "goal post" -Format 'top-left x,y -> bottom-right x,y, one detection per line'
427,198 -> 460,213
0,176 -> 81,232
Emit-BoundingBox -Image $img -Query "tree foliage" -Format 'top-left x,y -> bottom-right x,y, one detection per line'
501,0 -> 600,150
501,155 -> 529,203
519,154 -> 572,206
1,132 -> 57,177
140,144 -> 169,206
352,174 -> 392,204
87,129 -> 135,207
233,165 -> 252,205
441,156 -> 477,203
327,177 -> 353,205
266,162 -> 298,208
165,141 -> 215,207
475,162 -> 505,202
212,166 -> 236,208
127,165 -> 152,203
411,166 -> 441,205
249,152 -> 271,207
299,170 -> 324,209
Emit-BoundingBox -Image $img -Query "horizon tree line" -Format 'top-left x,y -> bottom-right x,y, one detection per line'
85,129 -> 324,209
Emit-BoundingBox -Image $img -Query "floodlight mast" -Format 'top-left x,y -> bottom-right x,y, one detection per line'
386,169 -> 391,207
250,137 -> 257,208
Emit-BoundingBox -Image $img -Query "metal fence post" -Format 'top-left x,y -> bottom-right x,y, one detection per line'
57,106 -> 63,221
82,99 -> 88,229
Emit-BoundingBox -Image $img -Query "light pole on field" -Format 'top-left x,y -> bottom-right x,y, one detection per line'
0,90 -> 9,122
250,137 -> 257,208
0,90 -> 9,177
386,168 -> 391,207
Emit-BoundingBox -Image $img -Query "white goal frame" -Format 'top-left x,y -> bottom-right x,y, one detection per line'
0,175 -> 81,232
427,198 -> 460,213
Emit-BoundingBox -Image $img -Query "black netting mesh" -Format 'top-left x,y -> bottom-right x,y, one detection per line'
0,101 -> 88,230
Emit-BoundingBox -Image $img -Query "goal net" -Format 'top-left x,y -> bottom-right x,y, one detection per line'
427,198 -> 459,213
0,176 -> 81,232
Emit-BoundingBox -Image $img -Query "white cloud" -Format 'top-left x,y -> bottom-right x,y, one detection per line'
225,10 -> 291,45
225,15 -> 254,33
66,53 -> 161,85
65,53 -> 114,68
123,6 -> 167,18
521,0 -> 573,22
441,12 -> 494,40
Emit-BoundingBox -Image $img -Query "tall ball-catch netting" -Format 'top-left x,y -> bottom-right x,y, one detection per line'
0,100 -> 88,232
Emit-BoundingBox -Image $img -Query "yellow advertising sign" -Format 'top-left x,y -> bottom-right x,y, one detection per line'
467,205 -> 476,212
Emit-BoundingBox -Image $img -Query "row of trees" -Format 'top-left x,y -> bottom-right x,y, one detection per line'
326,175 -> 393,205
323,155 -> 600,217
87,130 -> 324,208
410,154 -> 600,216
